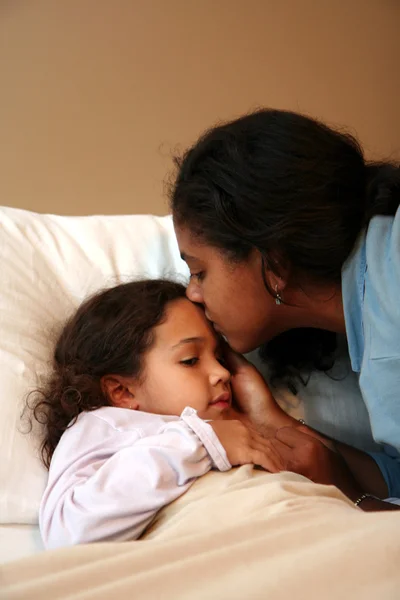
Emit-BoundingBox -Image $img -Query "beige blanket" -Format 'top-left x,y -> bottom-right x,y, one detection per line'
2,467 -> 400,600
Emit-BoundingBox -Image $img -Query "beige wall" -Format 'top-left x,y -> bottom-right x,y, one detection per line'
1,0 -> 399,216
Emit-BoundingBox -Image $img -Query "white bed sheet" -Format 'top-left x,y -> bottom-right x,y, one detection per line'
0,524 -> 44,564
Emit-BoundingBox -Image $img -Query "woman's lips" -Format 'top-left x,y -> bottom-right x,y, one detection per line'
204,312 -> 222,334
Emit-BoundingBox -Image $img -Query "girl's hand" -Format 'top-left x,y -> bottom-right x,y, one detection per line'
210,419 -> 284,473
224,346 -> 295,434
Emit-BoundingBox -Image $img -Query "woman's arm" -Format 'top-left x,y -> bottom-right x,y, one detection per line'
324,437 -> 388,498
274,426 -> 400,511
225,348 -> 400,510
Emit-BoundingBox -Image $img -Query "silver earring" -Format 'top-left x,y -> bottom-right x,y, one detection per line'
275,284 -> 282,305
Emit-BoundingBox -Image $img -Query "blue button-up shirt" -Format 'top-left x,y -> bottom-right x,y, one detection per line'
342,208 -> 400,496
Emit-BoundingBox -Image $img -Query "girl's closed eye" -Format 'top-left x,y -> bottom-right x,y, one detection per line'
180,357 -> 199,366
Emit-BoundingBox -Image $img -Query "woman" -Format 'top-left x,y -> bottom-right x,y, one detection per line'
170,108 -> 400,512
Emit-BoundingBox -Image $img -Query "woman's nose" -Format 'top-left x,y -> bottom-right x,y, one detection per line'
186,279 -> 204,304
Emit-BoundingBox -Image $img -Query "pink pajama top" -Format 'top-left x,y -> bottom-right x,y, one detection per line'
39,406 -> 231,549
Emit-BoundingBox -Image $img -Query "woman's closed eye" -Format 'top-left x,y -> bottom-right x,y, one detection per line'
216,355 -> 227,367
180,357 -> 199,366
190,271 -> 205,282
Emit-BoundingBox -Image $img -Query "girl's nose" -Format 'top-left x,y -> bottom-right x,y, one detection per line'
209,361 -> 231,387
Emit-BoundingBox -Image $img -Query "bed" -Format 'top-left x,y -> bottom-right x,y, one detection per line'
0,525 -> 43,564
1,205 -> 399,598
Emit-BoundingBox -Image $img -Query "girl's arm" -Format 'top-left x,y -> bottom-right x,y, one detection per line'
40,409 -> 230,549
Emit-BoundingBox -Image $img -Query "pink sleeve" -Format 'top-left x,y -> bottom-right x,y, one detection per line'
40,411 -> 231,549
179,407 -> 231,472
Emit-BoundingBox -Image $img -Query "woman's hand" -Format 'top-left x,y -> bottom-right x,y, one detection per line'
273,426 -> 362,500
224,346 -> 295,434
210,419 -> 284,473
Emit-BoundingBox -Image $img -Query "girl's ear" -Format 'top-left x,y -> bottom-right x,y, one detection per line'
100,375 -> 139,410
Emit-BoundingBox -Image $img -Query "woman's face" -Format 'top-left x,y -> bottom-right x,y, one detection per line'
174,225 -> 284,353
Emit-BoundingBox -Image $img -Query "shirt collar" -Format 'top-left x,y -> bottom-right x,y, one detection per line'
341,231 -> 367,373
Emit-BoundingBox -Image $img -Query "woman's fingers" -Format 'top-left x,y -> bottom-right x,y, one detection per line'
250,449 -> 282,473
237,427 -> 283,471
222,342 -> 248,373
249,434 -> 289,471
211,419 -> 309,473
249,428 -> 275,445
266,437 -> 294,460
250,443 -> 284,470
276,425 -> 335,453
296,424 -> 337,451
275,426 -> 312,448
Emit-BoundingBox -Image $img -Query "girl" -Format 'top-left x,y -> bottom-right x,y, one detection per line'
33,279 -> 289,549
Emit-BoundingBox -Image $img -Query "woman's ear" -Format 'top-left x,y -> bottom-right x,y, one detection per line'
259,249 -> 290,292
100,375 -> 139,410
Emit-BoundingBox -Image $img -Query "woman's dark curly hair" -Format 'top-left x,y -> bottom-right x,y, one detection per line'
29,279 -> 186,468
170,108 -> 400,384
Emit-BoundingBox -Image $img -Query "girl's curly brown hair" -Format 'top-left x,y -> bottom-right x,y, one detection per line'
28,279 -> 186,468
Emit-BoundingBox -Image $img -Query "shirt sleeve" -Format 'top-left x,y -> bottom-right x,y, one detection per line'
362,356 -> 400,498
40,409 -> 231,549
368,450 -> 400,498
359,212 -> 400,498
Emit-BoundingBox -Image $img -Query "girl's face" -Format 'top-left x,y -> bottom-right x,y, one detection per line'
174,225 -> 285,354
132,298 -> 232,420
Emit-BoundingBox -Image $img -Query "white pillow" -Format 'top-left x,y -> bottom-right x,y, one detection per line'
0,207 -> 188,524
